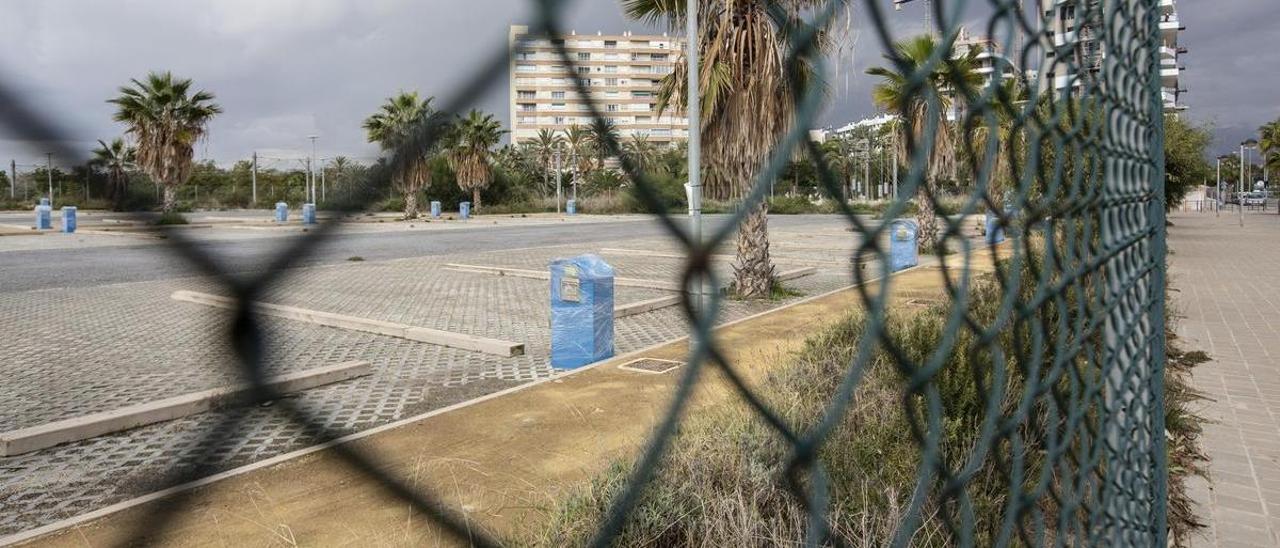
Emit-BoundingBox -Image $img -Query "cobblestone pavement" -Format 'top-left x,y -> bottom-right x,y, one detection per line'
0,214 -> 981,536
1168,210 -> 1280,547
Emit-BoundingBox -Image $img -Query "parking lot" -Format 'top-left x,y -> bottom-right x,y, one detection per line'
0,210 -> 984,536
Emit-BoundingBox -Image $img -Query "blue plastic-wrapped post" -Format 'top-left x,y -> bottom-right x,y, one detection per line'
459,202 -> 471,219
274,202 -> 289,222
430,201 -> 441,218
302,203 -> 317,225
34,203 -> 52,230
566,199 -> 576,215
550,254 -> 615,369
61,206 -> 77,233
888,219 -> 919,272
985,210 -> 1005,244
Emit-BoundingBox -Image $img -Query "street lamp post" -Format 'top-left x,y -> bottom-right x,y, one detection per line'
554,147 -> 562,214
308,135 -> 319,204
1242,139 -> 1257,226
1215,154 -> 1229,217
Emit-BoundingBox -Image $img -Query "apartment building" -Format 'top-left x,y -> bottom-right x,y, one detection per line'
508,25 -> 689,148
1040,0 -> 1185,113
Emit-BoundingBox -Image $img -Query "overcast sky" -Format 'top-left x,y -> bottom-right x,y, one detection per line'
0,0 -> 1273,171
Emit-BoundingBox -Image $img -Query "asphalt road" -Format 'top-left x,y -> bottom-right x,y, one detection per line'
0,214 -> 845,294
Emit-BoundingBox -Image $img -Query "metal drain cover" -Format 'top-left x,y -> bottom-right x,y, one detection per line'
618,358 -> 683,374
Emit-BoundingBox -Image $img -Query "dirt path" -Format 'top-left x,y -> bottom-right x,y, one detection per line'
19,250 -> 1000,548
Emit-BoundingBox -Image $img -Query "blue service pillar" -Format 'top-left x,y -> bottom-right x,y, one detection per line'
459,202 -> 471,219
888,219 -> 919,272
566,199 -> 576,215
430,201 -> 441,218
985,210 -> 1005,244
302,203 -> 317,225
61,207 -> 77,233
274,202 -> 289,222
550,254 -> 615,369
34,202 -> 52,230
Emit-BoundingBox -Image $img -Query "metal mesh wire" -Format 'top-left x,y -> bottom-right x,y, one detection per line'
0,0 -> 1168,545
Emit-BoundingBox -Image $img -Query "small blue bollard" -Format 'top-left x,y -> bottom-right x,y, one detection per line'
459,202 -> 471,219
274,202 -> 288,222
34,204 -> 52,230
39,197 -> 50,207
888,219 -> 919,272
430,201 -> 441,218
550,254 -> 615,369
566,199 -> 576,215
302,203 -> 317,225
61,207 -> 77,233
985,211 -> 1005,244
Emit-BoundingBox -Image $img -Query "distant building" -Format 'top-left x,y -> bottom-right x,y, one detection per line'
1039,0 -> 1184,113
508,25 -> 690,148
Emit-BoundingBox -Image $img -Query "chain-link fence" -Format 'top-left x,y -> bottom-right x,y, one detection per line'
0,0 -> 1169,545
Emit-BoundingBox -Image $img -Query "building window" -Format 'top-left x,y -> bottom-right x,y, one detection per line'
516,64 -> 535,73
631,90 -> 652,98
577,66 -> 590,75
604,40 -> 617,49
607,104 -> 620,112
577,52 -> 590,61
554,116 -> 566,125
551,103 -> 566,110
551,39 -> 565,46
604,66 -> 618,73
517,90 -> 536,99
516,51 -> 535,61
651,53 -> 669,61
518,103 -> 536,112
551,91 -> 566,99
605,77 -> 619,86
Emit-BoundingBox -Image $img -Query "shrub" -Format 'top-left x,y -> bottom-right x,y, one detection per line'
153,211 -> 189,225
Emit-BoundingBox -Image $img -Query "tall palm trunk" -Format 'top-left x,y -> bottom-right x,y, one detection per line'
734,201 -> 775,298
472,188 -> 481,211
915,186 -> 940,252
403,191 -> 419,219
162,184 -> 178,213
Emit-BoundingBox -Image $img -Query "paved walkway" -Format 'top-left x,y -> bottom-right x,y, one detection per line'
1168,209 -> 1280,547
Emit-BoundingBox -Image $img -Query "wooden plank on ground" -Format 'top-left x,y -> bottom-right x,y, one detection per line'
171,290 -> 524,357
0,361 -> 371,457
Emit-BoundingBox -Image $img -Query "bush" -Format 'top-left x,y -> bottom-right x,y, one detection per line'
535,240 -> 1206,546
154,211 -> 189,225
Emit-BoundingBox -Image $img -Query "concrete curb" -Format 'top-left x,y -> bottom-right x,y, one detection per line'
171,290 -> 525,357
0,361 -> 371,457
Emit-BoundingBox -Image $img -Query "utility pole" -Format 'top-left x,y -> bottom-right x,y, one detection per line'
308,135 -> 319,204
321,159 -> 326,202
687,0 -> 705,312
251,152 -> 258,206
555,148 -> 562,214
45,153 -> 53,208
9,160 -> 15,199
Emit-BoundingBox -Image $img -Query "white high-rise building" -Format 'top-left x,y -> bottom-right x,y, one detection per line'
1039,0 -> 1185,113
508,25 -> 690,148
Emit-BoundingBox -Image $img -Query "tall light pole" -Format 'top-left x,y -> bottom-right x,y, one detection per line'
554,146 -> 563,214
687,0 -> 705,313
1241,139 -> 1257,226
45,153 -> 53,208
1216,154 -> 1230,217
308,135 -> 319,204
251,151 -> 258,207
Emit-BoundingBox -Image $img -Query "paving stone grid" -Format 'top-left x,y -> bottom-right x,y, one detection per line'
0,219 -> 983,536
1168,209 -> 1280,548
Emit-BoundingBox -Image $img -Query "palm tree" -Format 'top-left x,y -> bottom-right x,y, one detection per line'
564,124 -> 594,198
90,138 -> 136,210
1259,119 -> 1280,181
960,78 -> 1027,211
530,128 -> 565,197
446,110 -> 505,210
625,0 -> 832,298
587,119 -> 619,171
621,133 -> 660,181
107,71 -> 221,213
363,91 -> 436,218
867,34 -> 982,252
822,135 -> 858,200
